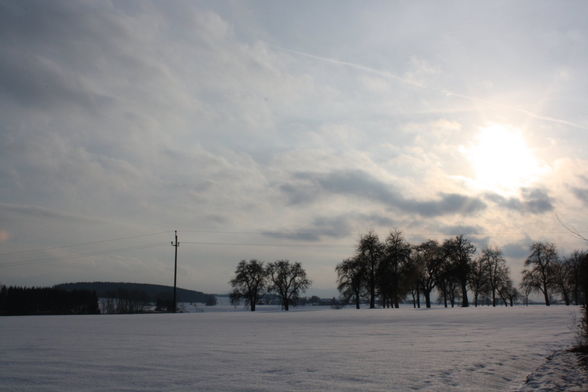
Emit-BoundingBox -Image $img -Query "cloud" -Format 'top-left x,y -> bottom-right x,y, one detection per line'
282,170 -> 486,217
1,1 -> 588,293
570,186 -> 588,207
0,1 -> 137,113
502,239 -> 533,259
263,213 -> 397,242
263,216 -> 351,242
438,224 -> 483,236
485,188 -> 554,214
276,46 -> 588,131
0,202 -> 104,224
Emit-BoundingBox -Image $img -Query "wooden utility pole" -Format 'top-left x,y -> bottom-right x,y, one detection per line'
171,230 -> 179,313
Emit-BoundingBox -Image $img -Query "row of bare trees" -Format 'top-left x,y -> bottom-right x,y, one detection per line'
336,231 -> 588,309
229,259 -> 311,311
521,242 -> 587,306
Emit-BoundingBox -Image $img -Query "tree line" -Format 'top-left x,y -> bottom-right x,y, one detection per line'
230,259 -> 311,311
336,231 -> 588,309
1,282 -> 219,315
0,286 -> 99,315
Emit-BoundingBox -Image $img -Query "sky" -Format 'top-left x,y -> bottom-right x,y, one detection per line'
1,0 -> 588,297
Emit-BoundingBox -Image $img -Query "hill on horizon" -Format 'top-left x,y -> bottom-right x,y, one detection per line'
54,282 -> 215,303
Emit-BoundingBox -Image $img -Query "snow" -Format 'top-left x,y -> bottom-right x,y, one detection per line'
519,350 -> 588,392
0,306 -> 582,392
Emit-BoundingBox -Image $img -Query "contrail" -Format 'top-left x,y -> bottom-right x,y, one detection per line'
445,91 -> 588,130
275,45 -> 588,131
276,46 -> 424,89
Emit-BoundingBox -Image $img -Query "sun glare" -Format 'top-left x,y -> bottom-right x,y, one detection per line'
466,124 -> 542,195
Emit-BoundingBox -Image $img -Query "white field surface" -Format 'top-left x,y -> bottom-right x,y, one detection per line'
0,305 -> 582,392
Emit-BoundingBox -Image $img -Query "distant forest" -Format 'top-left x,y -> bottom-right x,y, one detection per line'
56,282 -> 217,313
56,282 -> 215,304
0,282 -> 217,316
0,286 -> 99,316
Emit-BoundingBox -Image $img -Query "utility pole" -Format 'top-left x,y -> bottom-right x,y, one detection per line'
171,230 -> 179,313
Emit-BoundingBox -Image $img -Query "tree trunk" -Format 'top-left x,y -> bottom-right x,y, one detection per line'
370,278 -> 376,309
542,283 -> 550,306
461,281 -> 469,307
416,286 -> 421,309
354,288 -> 360,309
492,288 -> 496,307
563,290 -> 570,306
424,290 -> 431,308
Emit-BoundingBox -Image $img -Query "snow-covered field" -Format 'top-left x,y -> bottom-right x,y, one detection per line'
0,306 -> 582,391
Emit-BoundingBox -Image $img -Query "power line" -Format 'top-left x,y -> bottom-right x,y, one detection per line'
554,212 -> 588,243
0,242 -> 166,268
2,223 -> 586,270
181,240 -> 353,249
179,227 -> 588,238
0,230 -> 170,257
181,229 -> 266,235
171,230 -> 179,313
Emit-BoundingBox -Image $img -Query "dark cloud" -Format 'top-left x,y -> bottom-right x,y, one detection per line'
470,236 -> 490,251
283,170 -> 486,217
360,214 -> 397,227
404,193 -> 486,217
0,1 -> 120,111
279,183 -> 319,205
263,215 -> 352,242
502,239 -> 532,259
0,1 -> 166,116
485,188 -> 554,214
438,224 -> 483,236
570,186 -> 588,207
0,202 -> 104,224
263,213 -> 397,242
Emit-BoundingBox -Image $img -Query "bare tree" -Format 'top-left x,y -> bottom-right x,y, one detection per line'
356,232 -> 383,309
506,286 -> 520,307
551,256 -> 574,305
446,274 -> 460,308
404,253 -> 422,308
378,230 -> 412,308
521,241 -> 558,306
443,235 -> 476,307
480,247 -> 508,307
565,250 -> 587,305
336,256 -> 366,309
413,240 -> 443,308
267,260 -> 311,311
469,255 -> 489,307
496,274 -> 516,307
229,259 -> 268,311
436,256 -> 451,308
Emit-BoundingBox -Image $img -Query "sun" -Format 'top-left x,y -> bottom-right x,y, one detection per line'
465,124 -> 543,195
